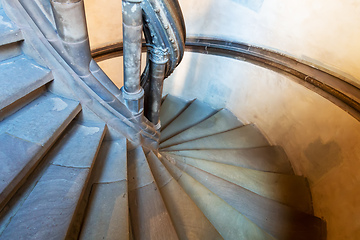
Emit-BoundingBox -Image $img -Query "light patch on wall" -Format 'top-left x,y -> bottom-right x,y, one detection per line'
205,83 -> 231,109
231,0 -> 264,12
304,138 -> 342,183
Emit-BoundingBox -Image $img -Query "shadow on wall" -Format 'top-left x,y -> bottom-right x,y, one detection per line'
231,0 -> 264,12
304,138 -> 342,184
166,53 -> 236,110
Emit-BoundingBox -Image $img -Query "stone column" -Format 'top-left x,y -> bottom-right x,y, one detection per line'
50,0 -> 91,76
121,0 -> 144,115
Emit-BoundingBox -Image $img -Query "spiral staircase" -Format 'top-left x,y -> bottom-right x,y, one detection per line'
0,0 -> 329,239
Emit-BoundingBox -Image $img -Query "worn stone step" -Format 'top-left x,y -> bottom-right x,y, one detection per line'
161,124 -> 269,151
171,158 -> 326,240
160,109 -> 243,149
160,99 -> 218,143
91,139 -> 128,183
0,92 -> 81,145
158,154 -> 275,240
80,139 -> 129,240
0,55 -> 53,114
80,181 -> 129,240
146,151 -> 223,240
160,95 -> 193,130
0,8 -> 23,47
127,147 -> 178,240
0,122 -> 106,239
164,146 -> 293,174
167,154 -> 312,214
0,92 -> 81,210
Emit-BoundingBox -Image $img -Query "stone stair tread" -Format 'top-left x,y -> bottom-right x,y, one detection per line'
80,139 -> 129,239
171,158 -> 326,240
164,146 -> 293,174
79,181 -> 129,240
91,139 -> 127,183
160,99 -> 218,143
0,93 -> 81,210
128,147 -> 178,240
167,153 -> 312,214
146,151 -> 223,240
0,165 -> 89,240
0,122 -> 106,239
0,9 -> 23,46
158,154 -> 275,240
0,55 -> 52,112
160,95 -> 192,130
51,122 -> 106,168
0,133 -> 42,207
160,109 -> 243,148
161,124 -> 269,151
0,92 -> 81,146
128,147 -> 156,191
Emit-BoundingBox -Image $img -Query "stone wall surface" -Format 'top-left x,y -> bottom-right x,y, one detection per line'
163,52 -> 360,240
178,0 -> 360,86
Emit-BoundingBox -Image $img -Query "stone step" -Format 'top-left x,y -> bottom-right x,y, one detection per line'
0,122 -> 106,239
0,55 -> 53,117
160,99 -> 218,143
146,151 -> 223,240
80,139 -> 129,240
160,109 -> 243,148
0,8 -> 23,47
160,95 -> 193,130
127,147 -> 178,240
164,146 -> 293,174
171,158 -> 326,240
158,154 -> 275,240
80,181 -> 129,240
0,92 -> 81,210
161,124 -> 269,151
167,154 -> 312,214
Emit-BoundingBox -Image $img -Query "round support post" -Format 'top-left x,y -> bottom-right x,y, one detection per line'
144,47 -> 169,128
50,0 -> 92,76
121,0 -> 144,115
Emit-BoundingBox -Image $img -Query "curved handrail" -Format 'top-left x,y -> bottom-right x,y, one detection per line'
141,0 -> 186,87
91,37 -> 360,122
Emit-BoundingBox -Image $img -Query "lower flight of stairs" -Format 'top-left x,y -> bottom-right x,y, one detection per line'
0,5 -> 326,239
0,89 -> 327,239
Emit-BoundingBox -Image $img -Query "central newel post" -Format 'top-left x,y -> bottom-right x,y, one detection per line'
144,47 -> 169,129
121,0 -> 145,119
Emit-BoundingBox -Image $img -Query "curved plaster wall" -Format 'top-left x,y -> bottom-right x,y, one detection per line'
179,0 -> 360,87
163,52 -> 360,240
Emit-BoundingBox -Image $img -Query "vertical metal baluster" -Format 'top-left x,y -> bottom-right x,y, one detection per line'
145,47 -> 169,129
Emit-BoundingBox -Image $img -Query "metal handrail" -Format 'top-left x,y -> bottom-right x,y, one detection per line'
91,37 -> 360,123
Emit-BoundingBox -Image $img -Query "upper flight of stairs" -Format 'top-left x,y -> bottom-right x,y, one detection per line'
0,5 -> 326,240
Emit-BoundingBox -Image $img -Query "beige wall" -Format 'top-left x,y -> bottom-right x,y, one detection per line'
179,0 -> 360,87
163,52 -> 360,240
84,0 -> 123,87
84,0 -> 122,48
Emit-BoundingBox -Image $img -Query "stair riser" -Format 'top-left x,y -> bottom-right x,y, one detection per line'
0,42 -> 22,62
0,85 -> 46,121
